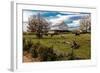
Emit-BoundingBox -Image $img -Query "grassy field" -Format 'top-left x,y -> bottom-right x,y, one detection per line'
23,33 -> 91,61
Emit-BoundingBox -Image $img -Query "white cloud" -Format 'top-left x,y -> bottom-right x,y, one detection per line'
68,20 -> 80,27
23,11 -> 37,22
49,15 -> 69,25
73,20 -> 80,23
49,13 -> 89,26
22,11 -> 90,32
56,14 -> 62,17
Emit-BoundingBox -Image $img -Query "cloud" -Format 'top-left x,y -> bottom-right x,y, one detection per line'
48,13 -> 89,30
41,12 -> 58,18
49,14 -> 69,25
59,12 -> 80,15
23,10 -> 38,22
22,10 -> 90,32
67,20 -> 80,27
69,14 -> 89,20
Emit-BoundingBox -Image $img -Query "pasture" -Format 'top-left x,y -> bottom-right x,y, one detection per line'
23,32 -> 91,62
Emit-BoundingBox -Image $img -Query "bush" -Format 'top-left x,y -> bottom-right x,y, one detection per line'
29,43 -> 58,61
23,40 -> 69,61
30,42 -> 41,58
37,45 -> 56,61
23,38 -> 33,52
30,47 -> 38,58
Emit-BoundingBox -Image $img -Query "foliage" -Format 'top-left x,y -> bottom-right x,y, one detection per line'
23,38 -> 33,52
29,42 -> 58,61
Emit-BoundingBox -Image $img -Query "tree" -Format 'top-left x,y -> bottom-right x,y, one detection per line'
27,13 -> 50,38
80,15 -> 91,33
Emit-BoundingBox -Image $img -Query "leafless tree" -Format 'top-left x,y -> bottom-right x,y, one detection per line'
80,15 -> 91,33
27,13 -> 50,38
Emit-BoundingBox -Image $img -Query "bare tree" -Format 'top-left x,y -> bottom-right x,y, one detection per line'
80,15 -> 91,33
27,13 -> 50,38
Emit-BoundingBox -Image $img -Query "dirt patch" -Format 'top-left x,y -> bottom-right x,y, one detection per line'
23,51 -> 40,62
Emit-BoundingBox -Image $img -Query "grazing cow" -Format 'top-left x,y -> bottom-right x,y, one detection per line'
44,33 -> 48,36
50,33 -> 54,37
61,35 -> 66,39
48,31 -> 55,37
72,30 -> 81,36
75,32 -> 80,36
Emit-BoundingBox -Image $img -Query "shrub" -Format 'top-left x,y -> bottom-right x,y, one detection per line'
23,40 -> 69,61
30,43 -> 58,61
23,38 -> 33,52
30,47 -> 38,58
71,41 -> 80,49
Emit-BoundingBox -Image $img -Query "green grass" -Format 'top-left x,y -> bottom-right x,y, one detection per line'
23,33 -> 91,60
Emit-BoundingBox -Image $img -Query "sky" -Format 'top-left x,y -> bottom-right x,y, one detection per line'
23,10 -> 90,32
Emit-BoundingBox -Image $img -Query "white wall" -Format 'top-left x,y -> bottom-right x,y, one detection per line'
0,0 -> 100,73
